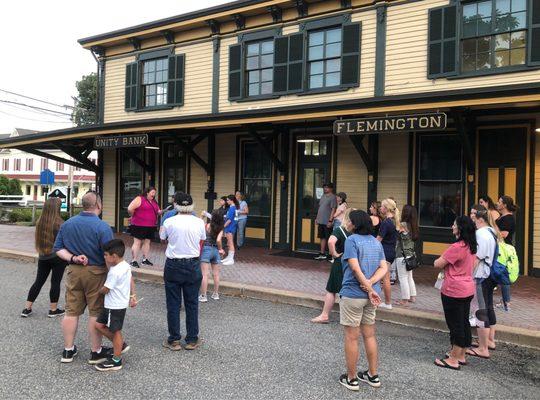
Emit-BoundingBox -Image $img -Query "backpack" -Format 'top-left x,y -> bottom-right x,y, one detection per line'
488,231 -> 519,285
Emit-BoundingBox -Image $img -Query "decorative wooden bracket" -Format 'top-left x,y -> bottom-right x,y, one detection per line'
295,0 -> 308,18
247,127 -> 286,173
233,14 -> 246,30
267,6 -> 283,23
341,0 -> 352,8
128,37 -> 141,51
17,147 -> 97,173
162,30 -> 175,44
207,19 -> 220,35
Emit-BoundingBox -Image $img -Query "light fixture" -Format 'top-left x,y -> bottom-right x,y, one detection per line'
145,146 -> 160,150
297,138 -> 314,143
536,128 -> 540,133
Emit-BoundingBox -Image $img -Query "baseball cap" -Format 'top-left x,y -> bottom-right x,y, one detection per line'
174,192 -> 193,206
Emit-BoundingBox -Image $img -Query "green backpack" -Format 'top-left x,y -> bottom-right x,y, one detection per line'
497,241 -> 520,284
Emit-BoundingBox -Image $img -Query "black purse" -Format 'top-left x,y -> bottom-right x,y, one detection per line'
403,251 -> 419,271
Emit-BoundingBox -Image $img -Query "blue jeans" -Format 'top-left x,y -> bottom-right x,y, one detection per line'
333,219 -> 342,229
163,257 -> 202,343
236,218 -> 247,247
501,284 -> 511,304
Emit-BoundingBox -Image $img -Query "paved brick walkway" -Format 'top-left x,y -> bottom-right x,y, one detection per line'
1,224 -> 539,331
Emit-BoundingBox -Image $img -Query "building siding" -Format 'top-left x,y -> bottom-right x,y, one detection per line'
385,0 -> 540,96
213,134 -> 237,208
336,136 -> 368,210
190,138 -> 209,214
102,149 -> 117,226
377,133 -> 409,209
533,131 -> 540,271
103,42 -> 213,123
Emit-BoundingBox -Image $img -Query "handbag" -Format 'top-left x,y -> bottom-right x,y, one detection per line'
399,231 -> 418,271
143,197 -> 160,241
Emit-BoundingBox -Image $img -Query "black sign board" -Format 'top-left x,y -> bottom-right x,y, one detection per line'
333,113 -> 447,135
48,189 -> 66,199
94,134 -> 149,149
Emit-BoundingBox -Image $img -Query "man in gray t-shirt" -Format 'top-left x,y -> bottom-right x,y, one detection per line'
314,183 -> 337,260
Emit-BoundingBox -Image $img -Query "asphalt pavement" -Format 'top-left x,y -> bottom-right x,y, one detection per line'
1,258 -> 539,400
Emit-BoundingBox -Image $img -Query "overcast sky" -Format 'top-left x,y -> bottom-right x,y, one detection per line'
0,0 -> 231,134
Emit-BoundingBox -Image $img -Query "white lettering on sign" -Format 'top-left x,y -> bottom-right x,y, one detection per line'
333,113 -> 447,135
94,134 -> 149,149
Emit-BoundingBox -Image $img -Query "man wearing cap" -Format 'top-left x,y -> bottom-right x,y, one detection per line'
159,192 -> 206,351
314,183 -> 337,261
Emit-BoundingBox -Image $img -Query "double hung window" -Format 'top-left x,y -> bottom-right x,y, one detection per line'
245,40 -> 274,97
307,27 -> 342,89
142,58 -> 168,107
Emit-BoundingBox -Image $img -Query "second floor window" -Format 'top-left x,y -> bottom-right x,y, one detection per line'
461,0 -> 527,72
245,40 -> 274,97
14,159 -> 21,171
142,58 -> 168,107
2,159 -> 8,171
56,161 -> 64,171
308,27 -> 342,89
41,158 -> 48,170
25,159 -> 33,171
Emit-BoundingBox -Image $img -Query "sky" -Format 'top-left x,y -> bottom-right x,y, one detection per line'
0,0 -> 231,134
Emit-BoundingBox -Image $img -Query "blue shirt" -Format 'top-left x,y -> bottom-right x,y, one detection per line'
340,234 -> 385,299
379,218 -> 397,262
161,209 -> 177,226
53,212 -> 114,267
237,201 -> 248,220
224,206 -> 238,233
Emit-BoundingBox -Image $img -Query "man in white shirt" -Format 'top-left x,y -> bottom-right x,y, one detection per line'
160,192 -> 206,351
468,205 -> 497,360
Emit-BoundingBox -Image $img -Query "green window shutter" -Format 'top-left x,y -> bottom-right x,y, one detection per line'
427,5 -> 457,78
528,0 -> 540,65
125,62 -> 138,111
228,44 -> 243,101
341,22 -> 362,87
287,33 -> 305,93
167,54 -> 185,106
273,36 -> 289,95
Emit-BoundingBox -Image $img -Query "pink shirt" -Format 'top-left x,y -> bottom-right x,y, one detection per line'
441,241 -> 476,298
131,196 -> 160,227
334,203 -> 347,222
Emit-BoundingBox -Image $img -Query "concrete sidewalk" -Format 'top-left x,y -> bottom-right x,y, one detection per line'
1,224 -> 539,347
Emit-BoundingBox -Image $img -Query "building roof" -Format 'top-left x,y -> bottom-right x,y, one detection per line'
11,128 -> 39,137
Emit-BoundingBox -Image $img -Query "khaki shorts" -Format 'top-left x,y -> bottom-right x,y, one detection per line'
340,297 -> 377,327
65,264 -> 107,317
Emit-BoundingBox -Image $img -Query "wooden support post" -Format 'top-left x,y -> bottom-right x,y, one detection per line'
206,133 -> 216,211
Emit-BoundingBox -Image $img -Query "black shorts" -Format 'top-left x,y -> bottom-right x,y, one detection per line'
97,308 -> 126,333
317,224 -> 331,240
130,225 -> 156,240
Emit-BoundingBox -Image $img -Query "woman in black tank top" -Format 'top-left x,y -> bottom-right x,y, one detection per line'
370,201 -> 382,237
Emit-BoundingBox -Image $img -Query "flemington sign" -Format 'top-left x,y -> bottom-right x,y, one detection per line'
333,112 -> 447,135
94,134 -> 149,149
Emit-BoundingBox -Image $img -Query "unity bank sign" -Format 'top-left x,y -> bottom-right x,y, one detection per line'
333,112 -> 447,135
94,134 -> 149,149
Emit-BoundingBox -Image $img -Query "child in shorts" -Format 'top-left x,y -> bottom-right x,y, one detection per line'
95,239 -> 137,371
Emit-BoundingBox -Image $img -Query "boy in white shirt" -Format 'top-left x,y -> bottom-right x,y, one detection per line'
95,239 -> 137,371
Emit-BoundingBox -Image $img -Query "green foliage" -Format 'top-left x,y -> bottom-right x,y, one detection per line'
0,175 -> 22,195
8,207 -> 83,224
71,73 -> 97,126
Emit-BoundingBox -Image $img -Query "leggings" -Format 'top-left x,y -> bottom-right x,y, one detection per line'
26,256 -> 67,303
441,293 -> 473,348
475,277 -> 497,328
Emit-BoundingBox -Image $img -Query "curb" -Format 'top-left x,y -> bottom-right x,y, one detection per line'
3,250 -> 538,349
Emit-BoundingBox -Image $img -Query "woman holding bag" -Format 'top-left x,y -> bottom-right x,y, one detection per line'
394,205 -> 419,306
433,216 -> 477,370
128,187 -> 161,268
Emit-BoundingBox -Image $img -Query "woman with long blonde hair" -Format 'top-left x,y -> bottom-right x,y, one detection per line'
377,198 -> 400,310
311,208 -> 354,323
21,197 -> 68,317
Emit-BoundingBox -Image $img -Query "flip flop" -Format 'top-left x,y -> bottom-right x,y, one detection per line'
434,358 -> 460,371
471,343 -> 496,351
466,348 -> 490,359
444,353 -> 468,366
310,317 -> 329,324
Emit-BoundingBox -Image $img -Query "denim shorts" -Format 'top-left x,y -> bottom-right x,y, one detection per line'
201,245 -> 221,264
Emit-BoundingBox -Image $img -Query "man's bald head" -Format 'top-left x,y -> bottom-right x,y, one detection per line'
82,192 -> 101,212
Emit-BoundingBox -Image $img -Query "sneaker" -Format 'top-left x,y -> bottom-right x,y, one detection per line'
48,308 -> 65,318
88,347 -> 113,364
20,308 -> 32,318
60,345 -> 78,363
222,259 -> 235,266
121,342 -> 130,354
358,370 -> 381,388
211,292 -> 220,300
95,357 -> 123,372
339,374 -> 360,391
183,339 -> 202,350
130,261 -> 140,268
162,339 -> 182,351
198,294 -> 208,303
378,303 -> 393,310
141,258 -> 153,266
314,254 -> 327,260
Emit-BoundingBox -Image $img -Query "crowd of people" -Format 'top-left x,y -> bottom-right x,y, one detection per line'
18,184 -> 518,386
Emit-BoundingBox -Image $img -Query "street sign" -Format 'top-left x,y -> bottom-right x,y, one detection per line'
39,169 -> 55,185
48,187 -> 68,211
94,134 -> 149,149
333,112 -> 448,135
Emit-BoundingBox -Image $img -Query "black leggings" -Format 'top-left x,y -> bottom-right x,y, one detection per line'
441,293 -> 473,348
26,257 -> 67,304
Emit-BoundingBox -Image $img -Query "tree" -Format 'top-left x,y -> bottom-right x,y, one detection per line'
71,73 -> 97,126
0,175 -> 22,195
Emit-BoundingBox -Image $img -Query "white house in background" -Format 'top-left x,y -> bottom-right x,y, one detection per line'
0,128 -> 96,204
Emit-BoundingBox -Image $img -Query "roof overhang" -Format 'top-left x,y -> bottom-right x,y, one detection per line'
1,83 -> 539,149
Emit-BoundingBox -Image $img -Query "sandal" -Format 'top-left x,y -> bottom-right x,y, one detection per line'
444,353 -> 468,366
466,348 -> 490,359
471,342 -> 496,351
310,316 -> 329,324
394,300 -> 410,307
434,358 -> 460,370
